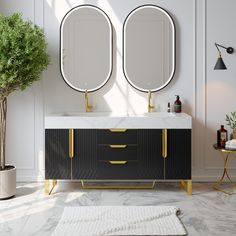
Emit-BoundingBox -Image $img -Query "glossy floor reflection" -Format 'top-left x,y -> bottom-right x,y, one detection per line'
0,182 -> 236,236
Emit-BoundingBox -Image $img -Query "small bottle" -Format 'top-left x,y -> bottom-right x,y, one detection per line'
217,125 -> 228,148
174,95 -> 181,113
167,102 -> 171,112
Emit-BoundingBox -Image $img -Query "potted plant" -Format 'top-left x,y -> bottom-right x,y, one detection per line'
226,111 -> 236,140
0,13 -> 50,199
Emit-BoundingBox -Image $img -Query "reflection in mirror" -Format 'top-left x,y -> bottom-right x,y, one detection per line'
60,5 -> 113,92
123,5 -> 175,92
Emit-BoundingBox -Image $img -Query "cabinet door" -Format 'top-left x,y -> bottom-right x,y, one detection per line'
72,129 -> 98,179
137,129 -> 164,179
45,129 -> 71,179
165,129 -> 191,179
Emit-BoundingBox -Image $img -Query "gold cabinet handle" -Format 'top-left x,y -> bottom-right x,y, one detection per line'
69,129 -> 74,158
109,144 -> 127,148
109,129 -> 127,132
109,161 -> 127,164
162,129 -> 167,158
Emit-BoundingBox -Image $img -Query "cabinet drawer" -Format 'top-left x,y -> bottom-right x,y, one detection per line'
97,160 -> 138,179
98,129 -> 137,144
98,145 -> 137,161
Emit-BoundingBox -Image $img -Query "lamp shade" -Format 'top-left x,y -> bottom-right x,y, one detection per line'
214,55 -> 227,70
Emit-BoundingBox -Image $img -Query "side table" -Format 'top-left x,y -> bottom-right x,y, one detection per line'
213,144 -> 236,194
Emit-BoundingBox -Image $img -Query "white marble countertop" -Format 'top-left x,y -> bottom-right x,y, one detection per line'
45,112 -> 192,129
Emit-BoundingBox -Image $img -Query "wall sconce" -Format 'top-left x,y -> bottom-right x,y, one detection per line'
214,43 -> 234,70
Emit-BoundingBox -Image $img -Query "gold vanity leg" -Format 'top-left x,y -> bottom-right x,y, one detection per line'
187,180 -> 192,195
52,179 -> 57,189
180,180 -> 192,195
45,179 -> 49,195
80,180 -> 157,189
180,180 -> 185,189
44,179 -> 57,195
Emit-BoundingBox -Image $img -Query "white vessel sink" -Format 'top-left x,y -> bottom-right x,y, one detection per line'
45,112 -> 191,129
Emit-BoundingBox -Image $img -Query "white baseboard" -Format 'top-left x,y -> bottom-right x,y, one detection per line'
192,175 -> 236,182
17,175 -> 44,182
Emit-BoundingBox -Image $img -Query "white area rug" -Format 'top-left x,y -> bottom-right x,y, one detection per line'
52,206 -> 186,236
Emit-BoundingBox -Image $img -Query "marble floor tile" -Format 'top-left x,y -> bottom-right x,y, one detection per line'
0,182 -> 236,236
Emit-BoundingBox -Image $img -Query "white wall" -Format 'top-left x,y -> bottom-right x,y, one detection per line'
1,0 -> 236,181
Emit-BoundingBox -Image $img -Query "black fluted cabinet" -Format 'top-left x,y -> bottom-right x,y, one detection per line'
137,129 -> 164,179
45,129 -> 71,179
73,129 -> 98,179
45,129 -> 191,180
165,129 -> 191,179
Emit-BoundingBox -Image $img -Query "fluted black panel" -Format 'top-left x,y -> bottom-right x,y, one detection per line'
45,128 -> 191,181
97,160 -> 138,179
165,129 -> 191,179
137,129 -> 164,179
98,145 -> 137,161
72,129 -> 98,179
98,130 -> 137,144
45,129 -> 71,179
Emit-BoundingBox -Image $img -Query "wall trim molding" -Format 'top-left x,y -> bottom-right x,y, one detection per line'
192,0 -> 197,171
16,0 -> 45,181
203,0 -> 207,171
193,0 -> 206,174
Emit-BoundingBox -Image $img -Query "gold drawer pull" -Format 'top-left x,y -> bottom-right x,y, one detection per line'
109,129 -> 127,132
109,144 -> 127,148
162,129 -> 167,158
69,129 -> 74,159
109,161 -> 127,165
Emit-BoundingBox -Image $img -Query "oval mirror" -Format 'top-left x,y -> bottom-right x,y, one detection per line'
60,5 -> 113,92
123,5 -> 175,92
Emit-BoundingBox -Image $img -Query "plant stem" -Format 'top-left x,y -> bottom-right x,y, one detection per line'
0,97 -> 7,170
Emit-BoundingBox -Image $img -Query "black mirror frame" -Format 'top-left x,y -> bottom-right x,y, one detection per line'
60,4 -> 113,93
122,4 -> 176,93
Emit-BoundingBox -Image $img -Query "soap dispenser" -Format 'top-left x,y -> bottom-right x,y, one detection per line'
174,95 -> 182,113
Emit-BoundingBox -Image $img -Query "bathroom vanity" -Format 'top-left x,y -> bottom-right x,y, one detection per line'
48,5 -> 192,194
45,112 -> 192,194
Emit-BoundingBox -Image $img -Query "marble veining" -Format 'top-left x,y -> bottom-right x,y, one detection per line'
45,112 -> 191,129
0,182 -> 236,236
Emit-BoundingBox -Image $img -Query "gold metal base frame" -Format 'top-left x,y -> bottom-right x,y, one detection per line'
43,180 -> 192,194
81,180 -> 157,189
44,179 -> 57,195
180,180 -> 192,195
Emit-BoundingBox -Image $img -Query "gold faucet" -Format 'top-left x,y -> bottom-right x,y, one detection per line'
148,90 -> 155,112
85,90 -> 93,112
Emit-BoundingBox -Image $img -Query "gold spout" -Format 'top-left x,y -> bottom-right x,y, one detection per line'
148,90 -> 155,112
85,90 -> 93,112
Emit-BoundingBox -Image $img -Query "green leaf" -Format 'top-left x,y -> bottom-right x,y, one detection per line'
226,111 -> 236,130
0,13 -> 50,94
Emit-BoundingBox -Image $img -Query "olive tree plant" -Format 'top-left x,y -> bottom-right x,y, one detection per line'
226,111 -> 236,131
0,13 -> 50,170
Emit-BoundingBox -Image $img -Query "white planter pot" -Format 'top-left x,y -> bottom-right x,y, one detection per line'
0,165 -> 16,199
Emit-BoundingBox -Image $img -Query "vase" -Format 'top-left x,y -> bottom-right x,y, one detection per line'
0,165 -> 16,199
230,130 -> 236,140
